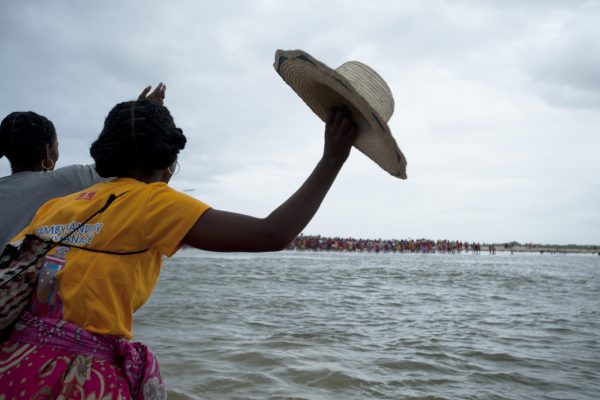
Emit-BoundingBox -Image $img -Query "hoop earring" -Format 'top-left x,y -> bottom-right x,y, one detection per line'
41,159 -> 55,171
168,161 -> 180,175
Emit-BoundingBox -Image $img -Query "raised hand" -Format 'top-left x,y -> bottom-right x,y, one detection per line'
137,82 -> 166,105
323,106 -> 358,166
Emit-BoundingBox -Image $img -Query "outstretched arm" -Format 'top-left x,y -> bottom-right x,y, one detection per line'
183,107 -> 358,252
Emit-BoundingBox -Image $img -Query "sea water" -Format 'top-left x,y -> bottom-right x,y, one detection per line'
134,250 -> 600,399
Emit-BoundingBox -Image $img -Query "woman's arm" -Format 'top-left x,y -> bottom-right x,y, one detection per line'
183,107 -> 358,252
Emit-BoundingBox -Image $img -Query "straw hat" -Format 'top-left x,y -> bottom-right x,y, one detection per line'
273,49 -> 407,179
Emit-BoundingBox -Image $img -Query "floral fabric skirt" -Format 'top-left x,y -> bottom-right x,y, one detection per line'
0,339 -> 131,399
0,313 -> 165,400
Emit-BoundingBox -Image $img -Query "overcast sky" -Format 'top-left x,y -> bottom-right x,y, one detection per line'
1,0 -> 599,245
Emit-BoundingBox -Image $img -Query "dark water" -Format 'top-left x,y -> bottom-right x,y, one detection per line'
134,250 -> 600,399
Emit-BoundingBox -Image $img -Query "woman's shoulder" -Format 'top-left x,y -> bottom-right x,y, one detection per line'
4,164 -> 106,193
1,166 -> 98,194
51,164 -> 104,186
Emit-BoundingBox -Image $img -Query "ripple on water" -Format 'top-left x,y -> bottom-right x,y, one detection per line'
375,358 -> 460,375
224,350 -> 287,368
133,251 -> 600,400
279,367 -> 377,391
461,350 -> 522,363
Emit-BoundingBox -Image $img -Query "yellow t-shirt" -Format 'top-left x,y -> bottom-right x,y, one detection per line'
15,178 -> 210,339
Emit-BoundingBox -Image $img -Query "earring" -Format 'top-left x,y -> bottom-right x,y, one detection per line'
168,161 -> 180,175
41,159 -> 55,171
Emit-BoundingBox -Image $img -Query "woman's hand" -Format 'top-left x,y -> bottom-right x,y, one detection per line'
137,82 -> 166,105
323,106 -> 358,166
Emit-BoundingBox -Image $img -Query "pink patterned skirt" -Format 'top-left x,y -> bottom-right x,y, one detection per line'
0,312 -> 165,399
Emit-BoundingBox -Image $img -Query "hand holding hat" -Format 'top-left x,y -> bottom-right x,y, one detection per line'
274,49 -> 407,179
323,106 -> 359,167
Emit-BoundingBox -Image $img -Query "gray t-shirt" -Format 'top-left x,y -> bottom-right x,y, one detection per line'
0,164 -> 105,249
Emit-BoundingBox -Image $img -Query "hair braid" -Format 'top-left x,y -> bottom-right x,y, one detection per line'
90,100 -> 186,177
0,111 -> 56,167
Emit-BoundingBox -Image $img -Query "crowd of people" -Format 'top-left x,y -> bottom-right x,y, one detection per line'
287,235 -> 487,253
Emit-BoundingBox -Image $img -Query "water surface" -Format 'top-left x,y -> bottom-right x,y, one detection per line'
134,251 -> 600,399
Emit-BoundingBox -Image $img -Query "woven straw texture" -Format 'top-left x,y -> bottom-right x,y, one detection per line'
274,49 -> 407,179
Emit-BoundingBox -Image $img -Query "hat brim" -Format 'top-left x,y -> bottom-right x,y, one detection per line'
274,49 -> 407,179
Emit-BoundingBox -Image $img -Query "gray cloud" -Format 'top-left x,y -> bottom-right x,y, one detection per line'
1,0 -> 599,244
522,1 -> 600,108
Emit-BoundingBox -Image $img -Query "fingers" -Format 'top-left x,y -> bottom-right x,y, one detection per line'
137,85 -> 151,101
326,108 -> 336,126
148,82 -> 164,98
328,105 -> 353,121
346,121 -> 358,142
322,105 -> 358,164
339,113 -> 352,135
327,106 -> 355,137
332,109 -> 344,136
157,82 -> 166,100
140,82 -> 167,105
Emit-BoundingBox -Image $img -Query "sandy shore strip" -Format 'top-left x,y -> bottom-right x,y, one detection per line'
484,244 -> 599,254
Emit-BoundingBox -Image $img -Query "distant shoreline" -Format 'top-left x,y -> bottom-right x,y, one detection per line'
288,235 -> 600,255
487,244 -> 599,255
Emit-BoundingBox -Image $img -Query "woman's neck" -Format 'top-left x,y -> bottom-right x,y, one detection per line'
122,168 -> 171,184
11,164 -> 44,174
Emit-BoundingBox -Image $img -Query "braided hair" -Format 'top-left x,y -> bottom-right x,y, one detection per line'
0,111 -> 57,168
90,100 -> 186,177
